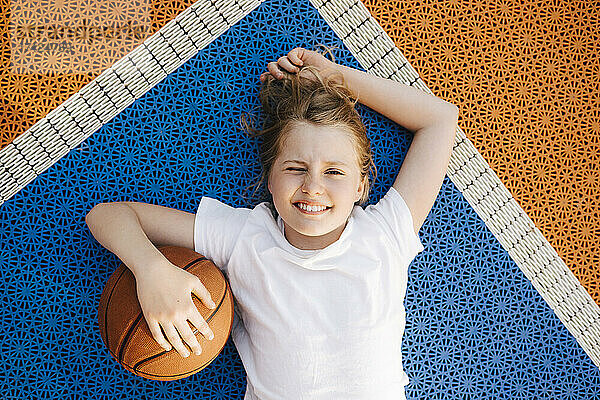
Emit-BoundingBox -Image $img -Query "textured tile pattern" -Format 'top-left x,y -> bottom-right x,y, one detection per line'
1,0 -> 599,398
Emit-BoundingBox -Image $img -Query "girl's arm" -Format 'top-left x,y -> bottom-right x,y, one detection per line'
331,63 -> 458,133
85,203 -> 216,357
85,203 -> 175,276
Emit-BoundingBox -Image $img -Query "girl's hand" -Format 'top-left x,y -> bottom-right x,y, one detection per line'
135,259 -> 217,358
259,47 -> 335,83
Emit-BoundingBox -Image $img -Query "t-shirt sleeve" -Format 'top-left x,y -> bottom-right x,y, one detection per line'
364,186 -> 425,261
194,196 -> 251,273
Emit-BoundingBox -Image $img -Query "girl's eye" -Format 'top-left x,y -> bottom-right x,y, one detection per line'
287,168 -> 343,175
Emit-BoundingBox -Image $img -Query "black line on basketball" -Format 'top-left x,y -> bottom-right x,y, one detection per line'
135,345 -> 224,379
103,265 -> 129,352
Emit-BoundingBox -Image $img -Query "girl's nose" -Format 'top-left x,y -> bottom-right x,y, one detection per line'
301,174 -> 324,195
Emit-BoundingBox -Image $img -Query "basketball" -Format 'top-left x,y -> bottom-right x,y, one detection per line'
98,245 -> 234,381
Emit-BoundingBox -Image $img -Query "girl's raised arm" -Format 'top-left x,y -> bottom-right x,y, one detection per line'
330,62 -> 458,236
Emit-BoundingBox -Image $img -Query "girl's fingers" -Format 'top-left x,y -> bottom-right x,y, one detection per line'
271,58 -> 299,75
259,72 -> 276,82
278,55 -> 302,72
262,50 -> 307,81
288,48 -> 304,66
162,322 -> 190,358
174,319 -> 203,356
192,280 -> 215,310
268,61 -> 284,78
188,311 -> 214,341
147,319 -> 171,351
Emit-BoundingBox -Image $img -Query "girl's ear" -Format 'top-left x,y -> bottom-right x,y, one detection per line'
355,175 -> 367,202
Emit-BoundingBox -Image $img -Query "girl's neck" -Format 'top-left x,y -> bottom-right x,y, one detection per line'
283,220 -> 348,250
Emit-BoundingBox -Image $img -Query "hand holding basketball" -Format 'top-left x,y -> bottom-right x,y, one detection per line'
135,259 -> 216,358
99,246 -> 235,381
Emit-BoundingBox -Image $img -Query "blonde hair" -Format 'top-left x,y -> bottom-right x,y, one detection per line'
240,44 -> 377,218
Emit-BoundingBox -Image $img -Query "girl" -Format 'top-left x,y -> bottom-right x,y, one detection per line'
86,45 -> 459,399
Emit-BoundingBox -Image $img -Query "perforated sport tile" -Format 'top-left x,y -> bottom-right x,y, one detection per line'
1,0 -> 599,398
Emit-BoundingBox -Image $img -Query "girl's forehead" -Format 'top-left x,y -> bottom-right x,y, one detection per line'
278,146 -> 358,167
279,126 -> 357,161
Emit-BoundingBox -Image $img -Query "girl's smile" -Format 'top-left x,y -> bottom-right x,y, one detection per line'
293,201 -> 332,215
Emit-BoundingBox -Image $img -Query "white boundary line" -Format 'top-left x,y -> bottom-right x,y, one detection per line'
0,0 -> 265,206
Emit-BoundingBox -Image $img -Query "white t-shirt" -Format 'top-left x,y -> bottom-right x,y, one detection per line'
194,186 -> 424,400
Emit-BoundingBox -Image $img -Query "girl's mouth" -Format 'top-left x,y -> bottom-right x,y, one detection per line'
293,203 -> 332,215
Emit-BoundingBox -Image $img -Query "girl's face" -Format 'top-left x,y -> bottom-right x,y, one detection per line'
268,121 -> 366,250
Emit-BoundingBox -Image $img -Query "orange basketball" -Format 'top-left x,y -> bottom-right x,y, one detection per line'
98,245 -> 234,381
